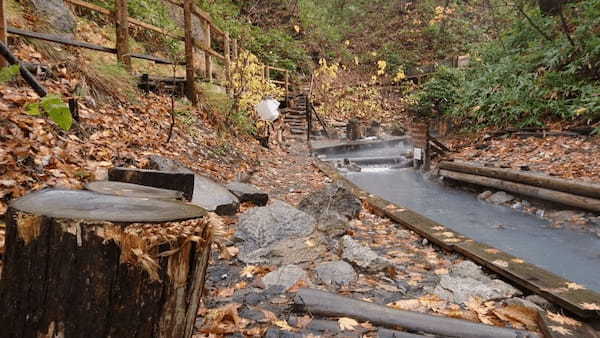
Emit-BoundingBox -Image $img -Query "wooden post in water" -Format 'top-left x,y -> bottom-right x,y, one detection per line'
224,32 -> 231,92
410,119 -> 430,171
203,20 -> 212,83
182,0 -> 197,104
0,0 -> 7,67
115,0 -> 131,71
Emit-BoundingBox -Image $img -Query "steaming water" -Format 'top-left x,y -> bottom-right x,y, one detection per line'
322,145 -> 600,292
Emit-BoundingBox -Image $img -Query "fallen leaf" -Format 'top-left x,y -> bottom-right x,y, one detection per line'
580,302 -> 600,310
338,317 -> 359,331
550,325 -> 573,335
485,248 -> 500,254
492,259 -> 509,268
511,258 -> 525,264
274,320 -> 295,331
547,311 -> 582,327
566,282 -> 585,290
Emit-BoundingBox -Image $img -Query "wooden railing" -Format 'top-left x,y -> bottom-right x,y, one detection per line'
0,0 -> 291,103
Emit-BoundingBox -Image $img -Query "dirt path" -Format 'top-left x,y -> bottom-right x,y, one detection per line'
193,139 -> 559,337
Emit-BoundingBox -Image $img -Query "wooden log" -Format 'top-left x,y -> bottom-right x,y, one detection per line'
182,0 -> 196,104
293,289 -> 539,338
203,20 -> 212,82
439,169 -> 600,212
86,181 -> 185,200
108,167 -> 195,201
0,189 -> 209,338
115,0 -> 131,70
0,0 -> 7,67
0,41 -> 48,97
537,310 -> 598,338
439,161 -> 600,200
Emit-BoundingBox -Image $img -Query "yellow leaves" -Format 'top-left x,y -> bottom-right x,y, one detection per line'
387,294 -> 446,313
574,107 -> 588,115
240,265 -> 258,278
293,25 -> 300,33
492,305 -> 539,330
344,40 -> 350,46
338,317 -> 359,331
274,320 -> 295,331
377,60 -> 387,75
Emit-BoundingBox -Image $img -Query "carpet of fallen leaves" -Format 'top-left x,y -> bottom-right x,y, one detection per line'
446,134 -> 600,183
193,141 -> 557,337
0,44 -> 269,258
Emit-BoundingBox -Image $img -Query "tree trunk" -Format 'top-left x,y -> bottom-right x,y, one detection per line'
0,189 -> 211,338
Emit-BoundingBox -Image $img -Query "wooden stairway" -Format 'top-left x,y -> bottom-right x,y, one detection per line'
283,93 -> 308,136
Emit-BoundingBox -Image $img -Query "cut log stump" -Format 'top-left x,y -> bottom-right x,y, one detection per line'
0,189 -> 211,338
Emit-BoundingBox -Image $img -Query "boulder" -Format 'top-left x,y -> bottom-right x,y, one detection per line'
238,236 -> 326,266
226,182 -> 269,206
145,155 -> 239,215
433,261 -> 521,305
30,0 -> 77,33
191,174 -> 239,216
235,200 -> 316,258
315,261 -> 357,287
316,211 -> 348,236
488,191 -> 515,204
262,265 -> 308,292
341,235 -> 392,273
299,185 -> 361,220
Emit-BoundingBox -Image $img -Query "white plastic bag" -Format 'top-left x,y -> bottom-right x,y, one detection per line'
255,99 -> 280,121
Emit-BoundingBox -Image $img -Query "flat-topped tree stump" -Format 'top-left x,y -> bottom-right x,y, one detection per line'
0,189 -> 211,338
108,167 -> 195,200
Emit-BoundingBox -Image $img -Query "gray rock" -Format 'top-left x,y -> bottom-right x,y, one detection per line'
433,261 -> 521,304
146,155 -> 239,215
341,235 -> 392,273
299,185 -> 362,221
226,182 -> 269,206
316,211 -> 348,236
315,261 -> 357,287
488,191 -> 515,204
30,0 -> 76,33
262,265 -> 308,291
239,236 -> 326,265
192,174 -> 239,216
235,200 -> 316,257
525,295 -> 552,309
478,190 -> 493,200
589,216 -> 600,228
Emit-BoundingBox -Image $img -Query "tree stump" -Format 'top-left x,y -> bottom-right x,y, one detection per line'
0,189 -> 211,338
85,181 -> 185,200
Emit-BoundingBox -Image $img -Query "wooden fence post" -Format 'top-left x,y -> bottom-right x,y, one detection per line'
0,0 -> 7,68
266,66 -> 270,82
232,38 -> 238,60
115,0 -> 131,71
224,32 -> 231,92
284,71 -> 289,103
203,20 -> 212,83
183,0 -> 197,104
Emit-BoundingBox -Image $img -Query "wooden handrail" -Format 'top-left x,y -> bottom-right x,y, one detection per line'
65,0 -> 182,40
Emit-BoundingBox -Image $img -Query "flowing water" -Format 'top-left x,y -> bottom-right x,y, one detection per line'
322,144 -> 600,292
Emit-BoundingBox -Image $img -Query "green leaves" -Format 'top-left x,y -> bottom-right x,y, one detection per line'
0,65 -> 20,84
26,95 -> 73,131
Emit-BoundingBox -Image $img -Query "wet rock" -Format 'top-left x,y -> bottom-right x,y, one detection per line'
341,235 -> 392,273
265,328 -> 305,338
315,261 -> 357,287
478,191 -> 493,200
191,174 -> 240,215
433,261 -> 521,304
488,191 -> 515,204
239,307 -> 267,322
226,182 -> 269,206
589,216 -> 600,228
547,210 -> 585,225
235,200 -> 316,258
239,236 -> 326,265
262,265 -> 308,291
30,0 -> 77,33
299,185 -> 362,220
